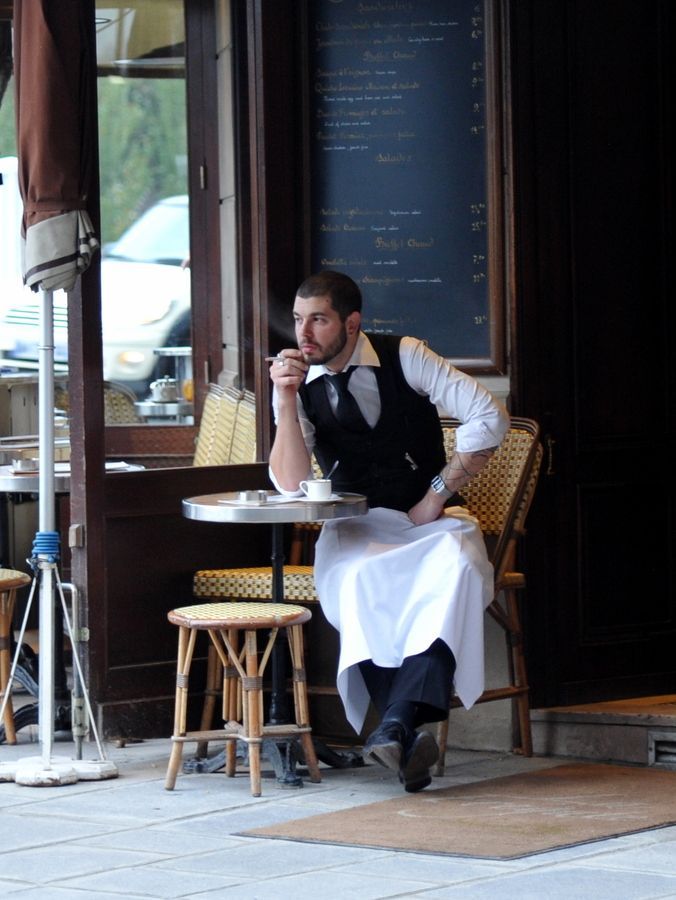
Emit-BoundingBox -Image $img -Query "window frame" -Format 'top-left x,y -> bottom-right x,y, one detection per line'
101,0 -> 223,458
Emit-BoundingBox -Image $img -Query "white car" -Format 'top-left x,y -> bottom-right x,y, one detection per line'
0,156 -> 25,328
0,193 -> 191,395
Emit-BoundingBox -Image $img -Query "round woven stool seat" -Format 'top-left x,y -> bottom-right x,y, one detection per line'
168,601 -> 312,630
0,569 -> 32,590
193,567 -> 317,604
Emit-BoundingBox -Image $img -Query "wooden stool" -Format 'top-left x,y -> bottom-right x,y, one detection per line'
0,568 -> 32,744
164,601 -> 321,797
192,565 -> 318,741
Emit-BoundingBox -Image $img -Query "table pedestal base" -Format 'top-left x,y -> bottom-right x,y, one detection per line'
182,734 -> 364,785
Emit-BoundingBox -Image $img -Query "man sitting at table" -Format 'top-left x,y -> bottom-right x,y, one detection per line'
268,270 -> 508,792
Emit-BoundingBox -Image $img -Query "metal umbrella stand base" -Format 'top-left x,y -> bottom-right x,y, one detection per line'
2,756 -> 119,786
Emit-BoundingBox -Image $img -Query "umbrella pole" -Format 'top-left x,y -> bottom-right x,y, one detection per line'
37,288 -> 56,766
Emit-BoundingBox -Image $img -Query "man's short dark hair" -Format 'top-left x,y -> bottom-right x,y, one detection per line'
296,270 -> 362,321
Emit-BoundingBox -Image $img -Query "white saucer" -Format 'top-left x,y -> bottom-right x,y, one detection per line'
298,493 -> 341,503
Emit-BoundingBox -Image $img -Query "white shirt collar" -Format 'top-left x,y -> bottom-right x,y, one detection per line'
305,331 -> 380,384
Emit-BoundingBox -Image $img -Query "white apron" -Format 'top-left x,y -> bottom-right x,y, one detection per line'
314,506 -> 493,733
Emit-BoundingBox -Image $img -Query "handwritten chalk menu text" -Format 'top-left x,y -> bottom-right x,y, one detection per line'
308,0 -> 498,364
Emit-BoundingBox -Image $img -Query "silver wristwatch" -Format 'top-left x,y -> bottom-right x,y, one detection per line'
430,474 -> 453,499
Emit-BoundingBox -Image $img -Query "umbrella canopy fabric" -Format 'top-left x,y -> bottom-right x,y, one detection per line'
14,0 -> 99,292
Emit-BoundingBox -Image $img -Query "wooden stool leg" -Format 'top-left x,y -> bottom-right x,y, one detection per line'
243,628 -> 262,797
288,624 -> 321,783
222,629 -> 239,777
165,625 -> 197,790
0,589 -> 17,745
223,628 -> 240,722
225,735 -> 238,777
195,642 -> 221,758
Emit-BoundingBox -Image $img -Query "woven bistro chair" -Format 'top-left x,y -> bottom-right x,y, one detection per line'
192,385 -> 244,466
192,383 -> 225,466
435,416 -> 542,769
103,381 -> 143,424
164,601 -> 321,797
0,568 -> 32,744
228,389 -> 257,464
54,380 -> 142,425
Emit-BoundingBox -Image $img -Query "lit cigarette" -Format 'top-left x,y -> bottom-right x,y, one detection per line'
264,356 -> 284,362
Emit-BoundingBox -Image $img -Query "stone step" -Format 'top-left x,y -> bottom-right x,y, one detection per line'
531,695 -> 676,768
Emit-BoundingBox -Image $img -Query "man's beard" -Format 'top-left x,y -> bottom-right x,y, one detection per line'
300,323 -> 348,365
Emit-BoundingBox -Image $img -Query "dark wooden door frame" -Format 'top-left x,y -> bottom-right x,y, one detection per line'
185,0 -> 223,410
235,1 -> 306,458
508,0 -> 676,707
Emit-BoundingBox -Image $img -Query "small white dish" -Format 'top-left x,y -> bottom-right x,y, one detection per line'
298,493 -> 341,503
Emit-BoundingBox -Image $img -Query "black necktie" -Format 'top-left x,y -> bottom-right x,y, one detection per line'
327,366 -> 370,432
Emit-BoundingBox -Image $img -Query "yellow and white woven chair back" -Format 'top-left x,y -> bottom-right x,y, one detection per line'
193,385 -> 243,466
194,565 -> 317,605
229,390 -> 256,464
103,381 -> 142,424
441,418 -> 540,540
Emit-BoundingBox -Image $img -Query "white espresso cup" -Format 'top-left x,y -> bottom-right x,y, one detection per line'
299,478 -> 332,500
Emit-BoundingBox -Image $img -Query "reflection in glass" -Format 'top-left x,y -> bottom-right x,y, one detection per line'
96,2 -> 191,413
0,6 -> 192,424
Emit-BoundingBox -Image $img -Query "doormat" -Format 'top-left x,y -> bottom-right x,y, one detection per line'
243,763 -> 676,859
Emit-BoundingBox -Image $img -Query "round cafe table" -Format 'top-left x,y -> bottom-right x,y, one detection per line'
182,489 -> 367,527
182,489 -> 367,783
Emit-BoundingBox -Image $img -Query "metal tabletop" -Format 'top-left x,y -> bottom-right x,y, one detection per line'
182,490 -> 368,525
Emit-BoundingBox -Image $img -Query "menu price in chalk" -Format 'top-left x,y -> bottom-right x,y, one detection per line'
308,0 -> 493,361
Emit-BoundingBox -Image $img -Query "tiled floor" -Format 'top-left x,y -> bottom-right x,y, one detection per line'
1,732 -> 676,898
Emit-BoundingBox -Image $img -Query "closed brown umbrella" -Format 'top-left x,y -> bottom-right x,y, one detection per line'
15,0 -> 99,290
4,0 -> 114,785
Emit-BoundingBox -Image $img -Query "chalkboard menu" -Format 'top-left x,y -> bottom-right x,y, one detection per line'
308,0 -> 502,369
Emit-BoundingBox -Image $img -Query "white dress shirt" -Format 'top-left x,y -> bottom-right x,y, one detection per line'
270,332 -> 508,493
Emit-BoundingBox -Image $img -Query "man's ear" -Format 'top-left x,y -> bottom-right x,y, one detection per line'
346,311 -> 361,335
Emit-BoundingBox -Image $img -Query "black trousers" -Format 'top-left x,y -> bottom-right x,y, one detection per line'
358,638 -> 456,726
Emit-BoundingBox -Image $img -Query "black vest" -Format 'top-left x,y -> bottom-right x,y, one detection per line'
299,334 -> 446,511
